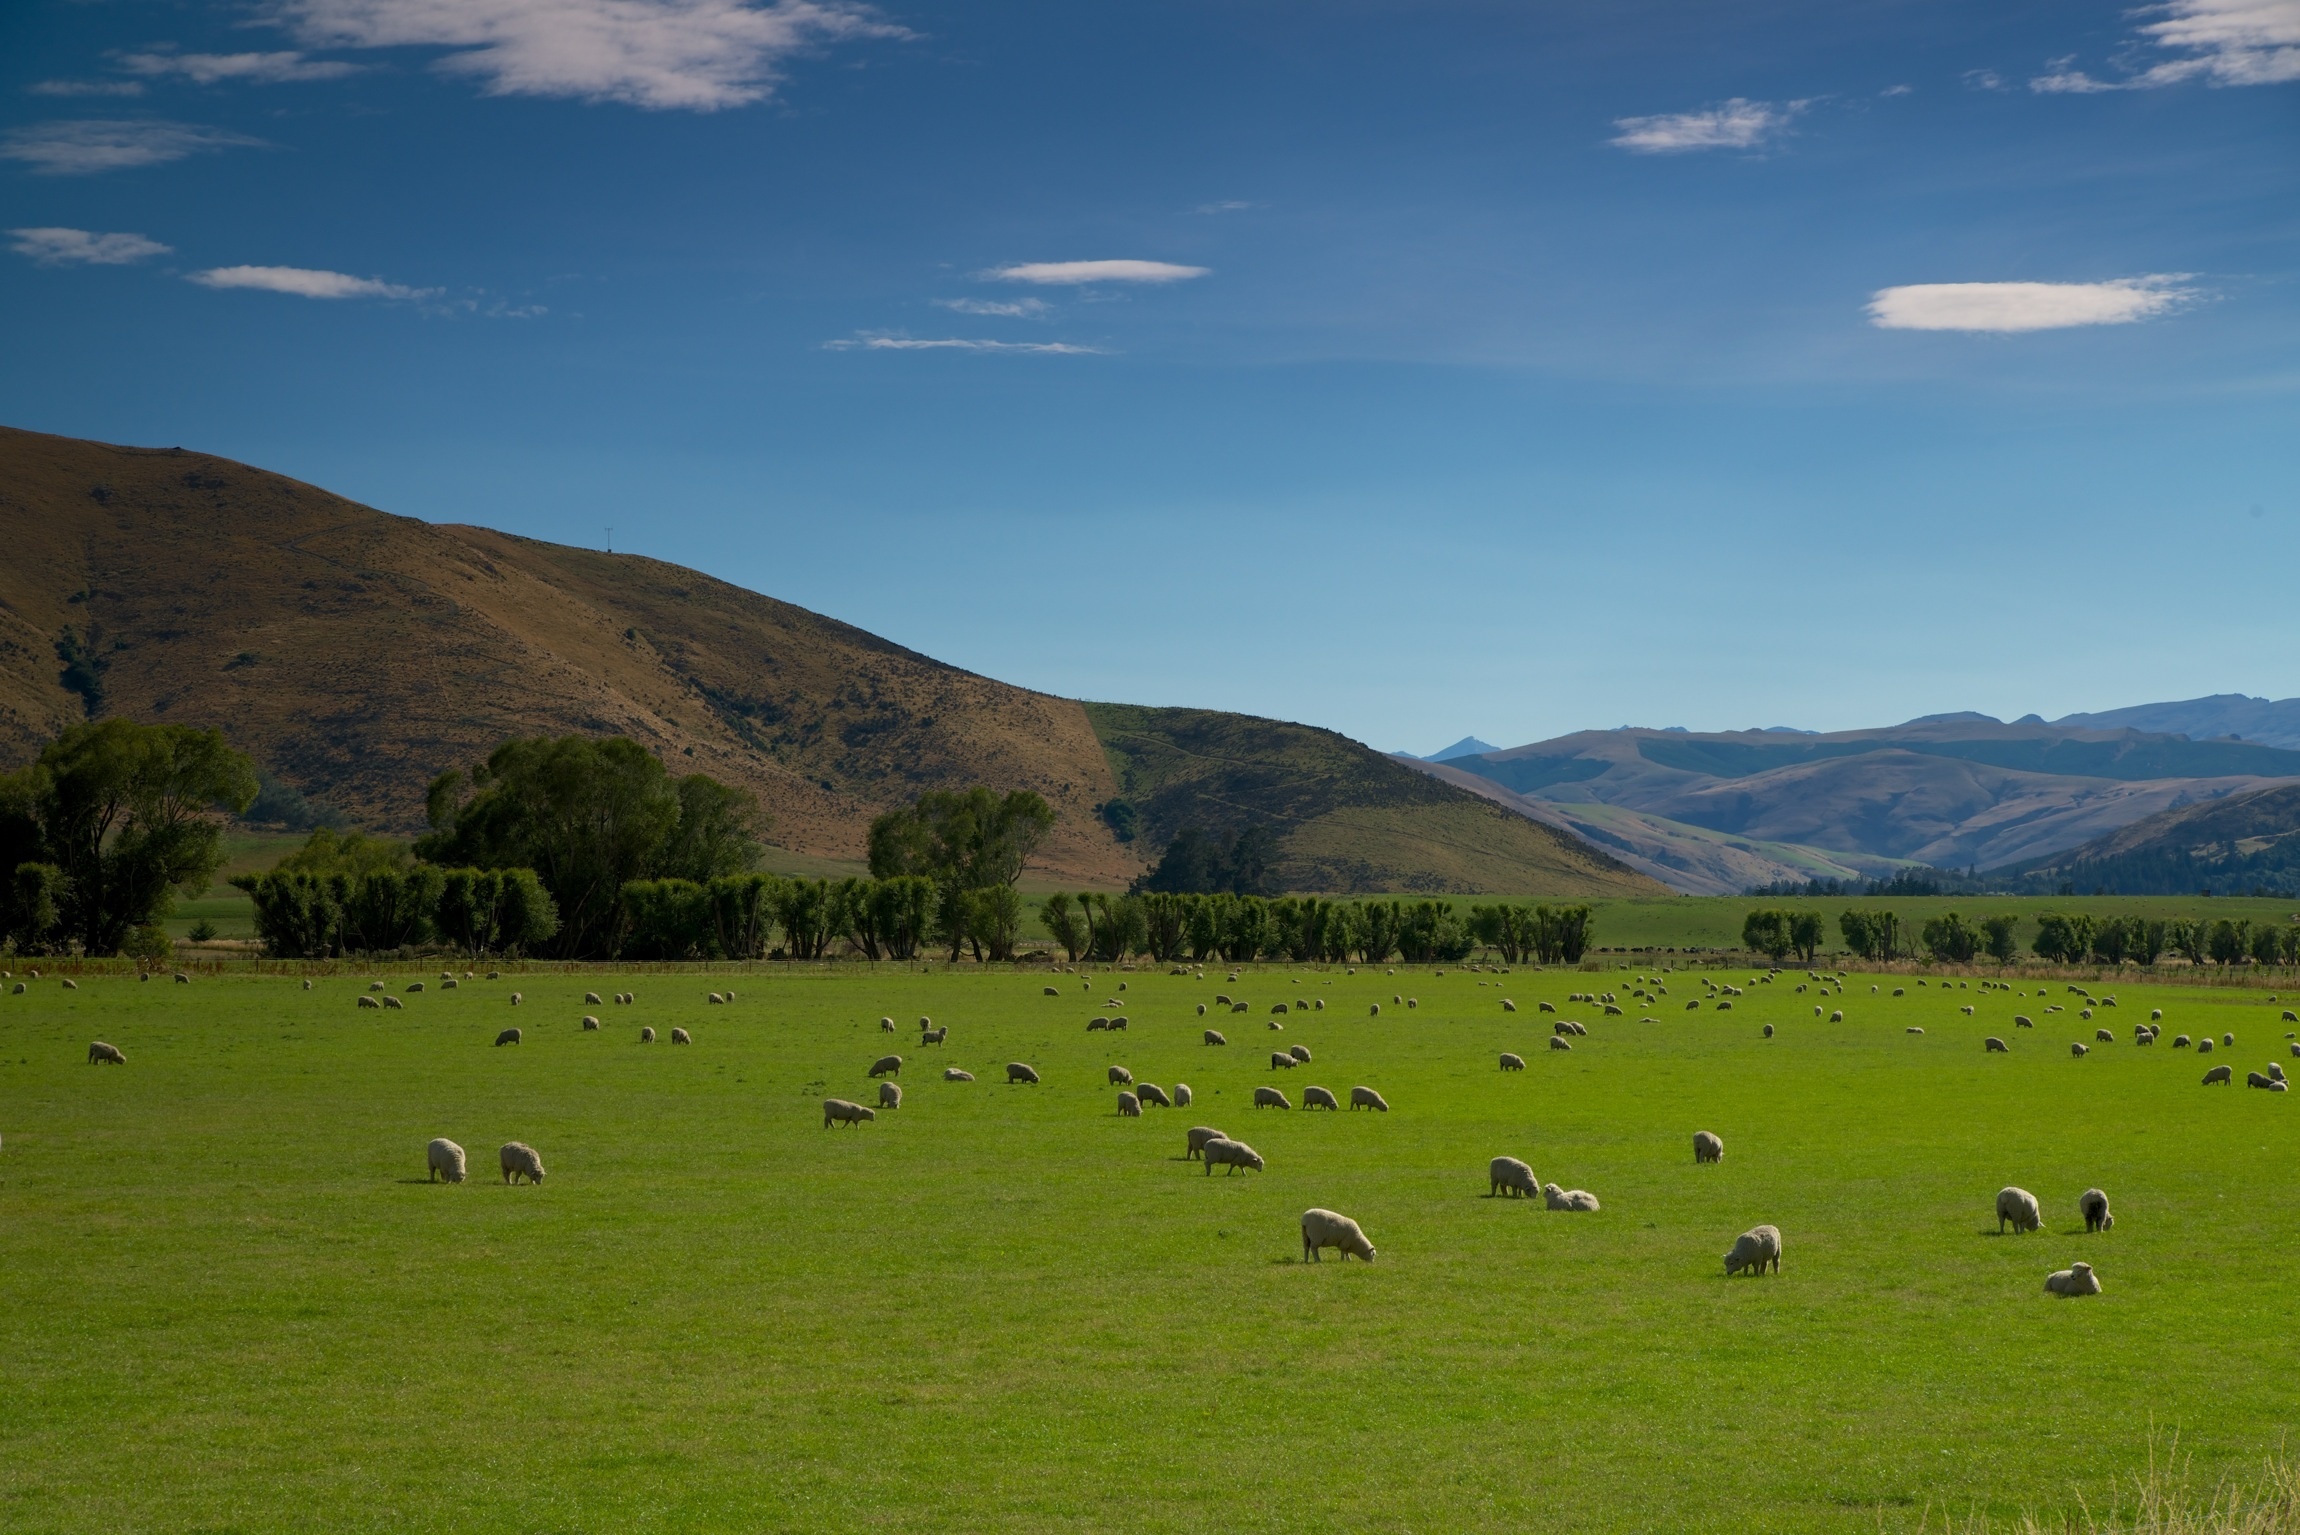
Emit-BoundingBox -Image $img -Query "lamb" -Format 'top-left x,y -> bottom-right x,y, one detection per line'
869,1055 -> 903,1077
1289,1044 -> 1311,1063
2079,1188 -> 2113,1232
1542,1183 -> 1600,1211
1137,1082 -> 1172,1108
1693,1131 -> 1723,1163
1204,1030 -> 1227,1046
1724,1224 -> 1782,1277
87,1041 -> 126,1065
1174,1083 -> 1192,1106
1550,1036 -> 1572,1051
494,1028 -> 522,1047
1996,1186 -> 2042,1234
1349,1086 -> 1390,1112
823,1097 -> 875,1127
1269,1051 -> 1296,1070
2044,1261 -> 2102,1297
1185,1125 -> 1228,1159
1300,1207 -> 1376,1263
641,1027 -> 656,1043
1006,1062 -> 1041,1084
1303,1085 -> 1341,1111
1203,1137 -> 1264,1175
1254,1086 -> 1292,1109
499,1142 -> 546,1184
1489,1156 -> 1539,1197
582,1016 -> 600,1031
944,1066 -> 975,1082
426,1137 -> 467,1183
1117,1091 -> 1141,1116
1499,1052 -> 1526,1071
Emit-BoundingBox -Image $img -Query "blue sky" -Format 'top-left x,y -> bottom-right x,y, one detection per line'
3,0 -> 2296,756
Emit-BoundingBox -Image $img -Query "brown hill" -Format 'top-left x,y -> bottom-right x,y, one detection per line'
0,425 -> 1657,895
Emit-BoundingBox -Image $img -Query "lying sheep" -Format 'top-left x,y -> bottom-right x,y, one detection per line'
495,1028 -> 522,1047
1204,1029 -> 1227,1046
1350,1086 -> 1390,1112
641,1027 -> 656,1043
823,1097 -> 875,1128
2044,1261 -> 2101,1297
1543,1183 -> 1600,1212
582,1016 -> 600,1031
1289,1044 -> 1311,1063
1254,1086 -> 1292,1109
499,1142 -> 546,1184
1499,1051 -> 1526,1071
1724,1223 -> 1782,1277
427,1137 -> 467,1183
1265,1020 -> 1280,1031
2203,1064 -> 2232,1085
1007,1062 -> 1041,1085
1693,1131 -> 1723,1164
1303,1085 -> 1341,1111
1997,1186 -> 2042,1234
943,1066 -> 975,1082
1117,1091 -> 1141,1117
1986,1037 -> 2008,1053
2080,1188 -> 2113,1232
869,1054 -> 903,1078
1907,1027 -> 1925,1035
1186,1125 -> 1228,1159
1175,1083 -> 1193,1107
1489,1156 -> 1539,1198
1138,1082 -> 1172,1108
1301,1207 -> 1376,1262
1203,1137 -> 1263,1176
87,1041 -> 126,1065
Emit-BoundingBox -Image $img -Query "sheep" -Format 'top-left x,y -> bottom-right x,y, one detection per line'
1908,1027 -> 1925,1035
1006,1062 -> 1041,1085
1232,1002 -> 1249,1014
920,1026 -> 947,1045
1138,1082 -> 1172,1108
1106,1065 -> 1135,1088
585,991 -> 602,1005
1349,1086 -> 1390,1112
87,1041 -> 126,1065
582,1015 -> 600,1031
1489,1156 -> 1539,1198
1268,1051 -> 1294,1071
1693,1131 -> 1723,1164
1996,1187 -> 2042,1234
62,978 -> 77,991
1203,1137 -> 1264,1175
671,1027 -> 692,1045
383,995 -> 408,1012
823,1097 -> 875,1128
1289,1044 -> 1311,1063
2224,1032 -> 2236,1047
1301,1207 -> 1377,1263
173,972 -> 189,985
494,1028 -> 522,1047
358,995 -> 380,1010
2247,1070 -> 2275,1089
1175,1083 -> 1193,1107
1550,1036 -> 1572,1051
641,1027 -> 656,1043
2044,1261 -> 2101,1297
1271,1003 -> 1289,1015
708,992 -> 725,1005
2070,1042 -> 2088,1057
442,979 -> 458,990
2273,1063 -> 2288,1082
426,1137 -> 467,1183
1566,1020 -> 1588,1036
1044,986 -> 1060,997
2202,1063 -> 2232,1085
869,1055 -> 903,1078
1724,1224 -> 1782,1277
1185,1125 -> 1228,1159
1502,999 -> 1517,1012
2154,1009 -> 2166,1022
2096,1028 -> 2114,1043
1086,1018 -> 1109,1033
1303,1085 -> 1341,1111
2080,1188 -> 2113,1232
2014,1015 -> 2033,1028
1539,1001 -> 1555,1013
1763,1023 -> 1775,1038
1499,1051 -> 1526,1071
2174,1034 -> 2192,1048
1197,1003 -> 1208,1016
1117,1091 -> 1141,1117
1266,1020 -> 1282,1032
2198,1038 -> 2215,1055
1254,1086 -> 1292,1109
303,979 -> 314,991
1542,1183 -> 1600,1211
1109,1017 -> 1130,1032
510,992 -> 523,1006
1203,1029 -> 1228,1046
1369,1004 -> 1381,1016
1830,1010 -> 1844,1023
881,1017 -> 896,1033
944,1066 -> 974,1081
499,1142 -> 546,1184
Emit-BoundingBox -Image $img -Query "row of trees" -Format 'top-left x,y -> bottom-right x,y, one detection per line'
1734,903 -> 2300,969
1037,891 -> 1497,964
1470,903 -> 1595,965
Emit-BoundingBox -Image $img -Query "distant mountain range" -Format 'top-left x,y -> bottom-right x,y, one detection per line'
2011,780 -> 2300,895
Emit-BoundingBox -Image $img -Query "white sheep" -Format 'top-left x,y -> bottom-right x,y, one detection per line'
1996,1186 -> 2042,1234
2247,1070 -> 2275,1089
358,995 -> 380,1010
1006,1062 -> 1041,1084
2203,1063 -> 2231,1085
1203,1137 -> 1263,1175
641,1026 -> 656,1043
2095,1028 -> 2114,1043
1301,1208 -> 1376,1262
1186,1125 -> 1227,1159
1289,1044 -> 1312,1063
1302,1085 -> 1340,1111
382,996 -> 405,1011
586,991 -> 602,1005
1693,1131 -> 1723,1164
1109,1065 -> 1134,1086
869,1054 -> 903,1077
1269,1051 -> 1295,1070
1985,1036 -> 2008,1053
494,1027 -> 522,1047
2079,1188 -> 2113,1232
1350,1086 -> 1389,1112
1724,1223 -> 1782,1276
582,1015 -> 600,1031
62,978 -> 77,991
1502,999 -> 1516,1012
944,1067 -> 974,1081
881,1017 -> 895,1033
1550,1036 -> 1572,1051
1204,1029 -> 1227,1046
2044,1261 -> 2101,1297
1489,1155 -> 1538,1198
823,1097 -> 875,1127
1117,1090 -> 1141,1116
1542,1183 -> 1599,1211
427,1137 -> 467,1183
499,1142 -> 546,1184
84,1039 -> 127,1065
1175,1083 -> 1192,1106
1254,1086 -> 1292,1110
1764,1023 -> 1776,1037
920,1026 -> 947,1045
1137,1082 -> 1172,1107
2070,1042 -> 2088,1056
1499,1051 -> 1526,1071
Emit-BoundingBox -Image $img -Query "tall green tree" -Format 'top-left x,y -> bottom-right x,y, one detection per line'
1788,911 -> 1825,965
1038,892 -> 1087,963
1920,911 -> 1981,964
1742,909 -> 1794,963
869,787 -> 1055,894
1981,914 -> 2022,964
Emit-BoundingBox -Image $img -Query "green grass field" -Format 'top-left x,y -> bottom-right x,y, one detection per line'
5,961 -> 2296,1533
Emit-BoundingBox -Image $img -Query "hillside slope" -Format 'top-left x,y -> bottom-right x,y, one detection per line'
2015,781 -> 2300,894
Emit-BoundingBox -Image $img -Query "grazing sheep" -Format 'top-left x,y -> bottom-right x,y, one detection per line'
1830,1010 -> 1844,1023
582,1016 -> 600,1031
864,1080 -> 897,1112
2014,1015 -> 2034,1028
2044,1261 -> 2101,1297
1044,986 -> 1061,997
1997,1187 -> 2043,1234
1539,1001 -> 1555,1013
304,979 -> 314,991
61,978 -> 77,991
1117,1091 -> 1141,1117
1268,1051 -> 1294,1071
358,995 -> 380,1010
920,1026 -> 947,1045
2286,1010 -> 2299,1024
173,972 -> 189,985
2198,1038 -> 2215,1055
670,1027 -> 691,1045
869,1055 -> 903,1078
823,1097 -> 875,1127
2273,1063 -> 2287,1082
1499,1051 -> 1526,1071
1369,1004 -> 1380,1016
1186,1125 -> 1228,1159
1763,1023 -> 1775,1038
1349,1086 -> 1390,1112
1550,1036 -> 1572,1051
2096,1028 -> 2114,1043
1108,1065 -> 1135,1087
87,1041 -> 126,1065
881,1017 -> 896,1033
1907,1027 -> 1925,1035
1271,1003 -> 1289,1015
1985,1036 -> 2009,1053
708,992 -> 725,1005
1086,1018 -> 1109,1033
1502,999 -> 1517,1012
494,1028 -> 522,1047
1301,1207 -> 1377,1263
1203,1137 -> 1264,1176
2153,1009 -> 2165,1022
2247,1070 -> 2275,1089
585,992 -> 602,1005
1303,1085 -> 1341,1111
499,1142 -> 546,1184
426,1137 -> 467,1183
1175,1083 -> 1193,1106
1724,1224 -> 1782,1277
1006,1062 -> 1041,1085
641,1027 -> 656,1043
2070,1042 -> 2088,1057
1197,1003 -> 1208,1016
2224,1032 -> 2236,1047
2174,1034 -> 2192,1048
945,1067 -> 974,1081
1289,1044 -> 1311,1063
2080,1188 -> 2113,1232
1693,1131 -> 1723,1164
2203,1062 -> 2233,1084
1542,1183 -> 1600,1212
1204,1029 -> 1227,1046
510,992 -> 523,1006
1489,1156 -> 1539,1198
1232,1003 -> 1249,1014
1138,1082 -> 1172,1108
1109,1017 -> 1130,1032
1254,1086 -> 1292,1109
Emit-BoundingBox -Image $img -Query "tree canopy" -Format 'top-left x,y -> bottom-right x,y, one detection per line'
867,787 -> 1054,895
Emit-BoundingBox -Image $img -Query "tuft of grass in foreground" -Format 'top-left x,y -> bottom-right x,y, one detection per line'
1918,1444 -> 2300,1533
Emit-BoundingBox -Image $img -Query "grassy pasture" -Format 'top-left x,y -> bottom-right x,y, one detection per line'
2,962 -> 2297,1533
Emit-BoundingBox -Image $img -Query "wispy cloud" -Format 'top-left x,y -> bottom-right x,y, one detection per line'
1963,68 -> 2007,90
1192,199 -> 1254,214
2031,0 -> 2300,90
1866,276 -> 2195,332
189,264 -> 433,300
1610,97 -> 1802,153
0,119 -> 264,175
117,50 -> 361,85
9,227 -> 172,265
268,0 -> 908,110
29,79 -> 147,97
986,259 -> 1209,285
824,333 -> 1103,354
934,296 -> 1047,317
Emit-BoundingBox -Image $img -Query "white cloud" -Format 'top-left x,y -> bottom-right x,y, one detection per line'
1609,97 -> 1801,153
0,119 -> 264,174
189,264 -> 432,300
117,50 -> 361,85
1962,68 -> 2007,91
1866,276 -> 2195,332
934,296 -> 1047,317
269,0 -> 906,110
985,259 -> 1209,285
1192,199 -> 1254,214
8,227 -> 173,265
2031,0 -> 2300,90
824,334 -> 1102,354
29,80 -> 147,97
1880,83 -> 1914,97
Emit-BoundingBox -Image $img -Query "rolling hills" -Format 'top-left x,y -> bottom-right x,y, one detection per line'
2012,780 -> 2300,895
0,424 -> 1655,896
